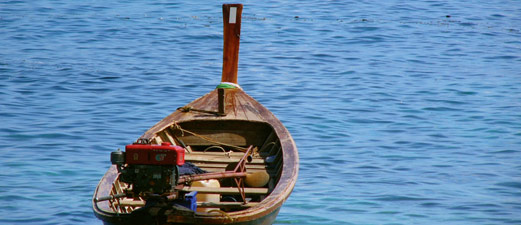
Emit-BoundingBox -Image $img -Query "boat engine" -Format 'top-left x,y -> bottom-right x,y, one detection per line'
111,142 -> 185,197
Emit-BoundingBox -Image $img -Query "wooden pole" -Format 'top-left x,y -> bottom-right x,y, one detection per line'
218,88 -> 226,116
221,4 -> 243,84
178,171 -> 248,184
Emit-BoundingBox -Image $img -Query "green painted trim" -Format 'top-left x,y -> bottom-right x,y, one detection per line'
216,83 -> 238,89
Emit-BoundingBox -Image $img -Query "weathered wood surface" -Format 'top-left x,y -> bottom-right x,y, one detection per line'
142,89 -> 273,140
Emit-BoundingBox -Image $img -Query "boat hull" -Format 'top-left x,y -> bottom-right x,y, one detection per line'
96,210 -> 280,225
93,166 -> 282,225
93,89 -> 298,225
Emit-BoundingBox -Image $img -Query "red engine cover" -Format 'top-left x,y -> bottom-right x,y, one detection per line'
125,142 -> 185,166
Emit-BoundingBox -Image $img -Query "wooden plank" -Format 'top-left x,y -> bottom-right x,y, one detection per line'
153,136 -> 162,145
189,151 -> 252,157
179,186 -> 268,195
187,152 -> 264,161
193,162 -> 266,169
161,130 -> 177,145
199,168 -> 270,174
193,162 -> 270,173
114,179 -> 124,195
198,202 -> 258,209
117,199 -> 259,209
185,155 -> 264,164
118,198 -> 145,207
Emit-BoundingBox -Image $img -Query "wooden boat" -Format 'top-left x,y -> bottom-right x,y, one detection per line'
93,4 -> 299,225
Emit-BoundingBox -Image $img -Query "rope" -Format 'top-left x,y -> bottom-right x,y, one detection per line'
203,146 -> 226,153
207,209 -> 234,223
172,121 -> 184,137
177,106 -> 222,116
170,122 -> 248,152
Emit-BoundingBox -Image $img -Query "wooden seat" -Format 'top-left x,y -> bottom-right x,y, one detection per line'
185,153 -> 265,164
198,202 -> 259,209
179,186 -> 268,195
118,198 -> 145,207
117,198 -> 260,209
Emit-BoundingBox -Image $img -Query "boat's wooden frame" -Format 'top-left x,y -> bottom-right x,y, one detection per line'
93,4 -> 298,225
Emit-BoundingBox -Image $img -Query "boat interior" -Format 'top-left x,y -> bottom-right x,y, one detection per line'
107,120 -> 283,214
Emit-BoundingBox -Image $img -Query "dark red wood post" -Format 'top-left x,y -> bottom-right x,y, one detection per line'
221,4 -> 243,84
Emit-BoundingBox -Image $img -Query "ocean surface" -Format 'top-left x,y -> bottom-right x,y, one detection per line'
1,1 -> 520,224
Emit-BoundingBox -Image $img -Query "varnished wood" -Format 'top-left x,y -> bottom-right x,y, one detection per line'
221,4 -> 242,84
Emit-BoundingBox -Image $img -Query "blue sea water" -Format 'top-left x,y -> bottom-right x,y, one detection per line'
1,0 -> 521,224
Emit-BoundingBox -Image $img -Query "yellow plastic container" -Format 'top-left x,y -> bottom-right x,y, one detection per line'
245,171 -> 270,188
191,179 -> 220,212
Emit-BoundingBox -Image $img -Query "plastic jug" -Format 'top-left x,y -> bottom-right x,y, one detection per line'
191,179 -> 220,212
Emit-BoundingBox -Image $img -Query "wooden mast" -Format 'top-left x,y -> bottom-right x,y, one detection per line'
221,4 -> 243,84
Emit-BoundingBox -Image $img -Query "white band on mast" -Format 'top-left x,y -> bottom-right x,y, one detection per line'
229,7 -> 237,24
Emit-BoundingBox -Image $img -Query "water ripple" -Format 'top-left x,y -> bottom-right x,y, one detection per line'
1,1 -> 521,224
